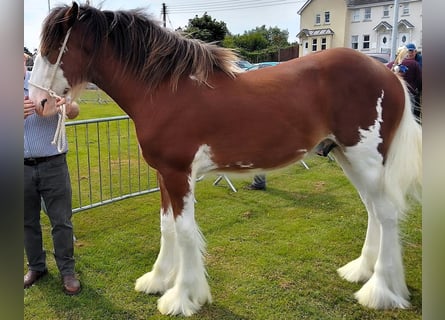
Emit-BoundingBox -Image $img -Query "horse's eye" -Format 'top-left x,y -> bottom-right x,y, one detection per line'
63,88 -> 70,95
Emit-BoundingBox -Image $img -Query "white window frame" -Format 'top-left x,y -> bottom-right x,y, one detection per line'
362,34 -> 370,50
352,9 -> 360,22
402,3 -> 409,15
321,37 -> 327,50
315,13 -> 321,25
383,5 -> 389,17
312,38 -> 318,51
364,7 -> 371,21
351,35 -> 359,49
324,11 -> 330,24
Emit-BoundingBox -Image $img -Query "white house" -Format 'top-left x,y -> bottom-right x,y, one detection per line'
297,0 -> 422,56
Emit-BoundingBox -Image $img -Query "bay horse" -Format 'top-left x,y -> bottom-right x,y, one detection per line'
29,3 -> 422,316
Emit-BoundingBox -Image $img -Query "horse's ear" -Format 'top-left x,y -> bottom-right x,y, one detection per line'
64,2 -> 80,29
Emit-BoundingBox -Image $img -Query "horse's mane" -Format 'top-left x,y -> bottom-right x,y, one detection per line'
40,4 -> 240,91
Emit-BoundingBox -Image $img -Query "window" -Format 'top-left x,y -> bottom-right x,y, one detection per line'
364,8 -> 371,20
315,13 -> 321,25
352,9 -> 360,22
312,38 -> 318,51
402,3 -> 409,15
383,5 -> 389,17
324,11 -> 330,24
321,37 -> 327,50
351,35 -> 359,49
362,34 -> 370,49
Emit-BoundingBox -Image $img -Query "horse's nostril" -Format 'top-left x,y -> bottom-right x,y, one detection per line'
41,99 -> 47,108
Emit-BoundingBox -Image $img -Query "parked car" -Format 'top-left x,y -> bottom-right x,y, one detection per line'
246,61 -> 280,71
365,53 -> 390,64
234,60 -> 254,70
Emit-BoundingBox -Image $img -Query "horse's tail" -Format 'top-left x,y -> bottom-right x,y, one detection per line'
383,79 -> 422,217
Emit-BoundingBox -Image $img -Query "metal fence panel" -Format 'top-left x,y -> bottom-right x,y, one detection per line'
65,116 -> 159,213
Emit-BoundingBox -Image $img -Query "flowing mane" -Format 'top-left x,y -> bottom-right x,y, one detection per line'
40,4 -> 239,91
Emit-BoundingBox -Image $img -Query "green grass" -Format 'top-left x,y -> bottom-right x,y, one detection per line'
24,91 -> 421,319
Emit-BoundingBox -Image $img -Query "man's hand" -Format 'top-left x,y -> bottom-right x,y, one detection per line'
33,96 -> 79,119
24,96 -> 36,119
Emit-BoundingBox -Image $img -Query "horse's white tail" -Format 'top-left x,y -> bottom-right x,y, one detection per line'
382,79 -> 422,217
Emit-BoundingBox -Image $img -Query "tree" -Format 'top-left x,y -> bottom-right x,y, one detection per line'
222,26 -> 291,62
182,13 -> 229,43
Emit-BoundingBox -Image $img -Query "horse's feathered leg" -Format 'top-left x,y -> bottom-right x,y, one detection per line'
136,166 -> 211,316
154,145 -> 216,316
333,146 -> 410,309
337,188 -> 380,283
156,169 -> 211,316
135,172 -> 178,294
353,195 -> 410,309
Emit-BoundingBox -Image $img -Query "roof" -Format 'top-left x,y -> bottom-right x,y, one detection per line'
373,21 -> 392,31
373,19 -> 415,31
299,0 -> 394,14
297,0 -> 312,15
346,0 -> 393,7
297,28 -> 335,38
399,19 -> 415,28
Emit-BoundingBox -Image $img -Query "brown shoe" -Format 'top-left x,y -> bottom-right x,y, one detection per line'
24,269 -> 48,288
62,274 -> 81,295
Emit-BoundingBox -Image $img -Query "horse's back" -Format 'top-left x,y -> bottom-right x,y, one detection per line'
289,48 -> 406,153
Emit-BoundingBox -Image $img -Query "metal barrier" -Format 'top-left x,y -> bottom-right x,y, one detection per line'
65,116 -> 159,213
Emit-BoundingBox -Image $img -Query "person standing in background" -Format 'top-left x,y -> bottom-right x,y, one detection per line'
387,43 -> 422,123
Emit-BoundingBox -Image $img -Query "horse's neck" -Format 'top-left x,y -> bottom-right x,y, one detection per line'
91,61 -> 143,116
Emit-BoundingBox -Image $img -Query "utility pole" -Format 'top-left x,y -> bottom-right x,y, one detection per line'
162,3 -> 166,28
390,0 -> 400,61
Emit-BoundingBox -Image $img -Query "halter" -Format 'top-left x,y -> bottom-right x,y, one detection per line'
28,28 -> 72,153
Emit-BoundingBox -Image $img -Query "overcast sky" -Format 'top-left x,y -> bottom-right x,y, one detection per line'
24,0 -> 305,51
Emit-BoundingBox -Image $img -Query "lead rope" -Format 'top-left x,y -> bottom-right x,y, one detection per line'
52,101 -> 67,152
28,28 -> 72,152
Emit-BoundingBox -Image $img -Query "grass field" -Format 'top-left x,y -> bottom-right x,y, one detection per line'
24,90 -> 422,319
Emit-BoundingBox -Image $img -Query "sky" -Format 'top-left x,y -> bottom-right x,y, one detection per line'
24,0 -> 306,52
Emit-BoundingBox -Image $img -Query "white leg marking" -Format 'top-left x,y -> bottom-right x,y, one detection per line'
157,192 -> 212,316
335,91 -> 410,309
354,196 -> 410,309
157,145 -> 214,316
135,206 -> 178,294
337,194 -> 380,283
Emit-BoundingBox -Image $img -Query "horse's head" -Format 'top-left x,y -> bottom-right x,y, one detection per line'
29,2 -> 91,115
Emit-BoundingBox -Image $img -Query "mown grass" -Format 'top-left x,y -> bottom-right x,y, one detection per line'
24,90 -> 421,319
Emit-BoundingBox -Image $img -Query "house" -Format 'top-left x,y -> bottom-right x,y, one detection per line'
297,0 -> 422,57
297,0 -> 348,56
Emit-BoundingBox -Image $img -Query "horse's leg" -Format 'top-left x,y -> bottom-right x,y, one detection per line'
354,194 -> 410,309
135,172 -> 178,294
337,191 -> 380,282
333,148 -> 410,309
333,150 -> 380,282
156,169 -> 211,316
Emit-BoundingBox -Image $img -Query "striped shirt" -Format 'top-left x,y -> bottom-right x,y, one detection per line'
24,71 -> 68,158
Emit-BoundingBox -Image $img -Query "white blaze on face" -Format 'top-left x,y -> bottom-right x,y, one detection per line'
28,54 -> 70,105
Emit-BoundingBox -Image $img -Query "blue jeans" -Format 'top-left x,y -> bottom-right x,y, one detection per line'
24,154 -> 75,276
